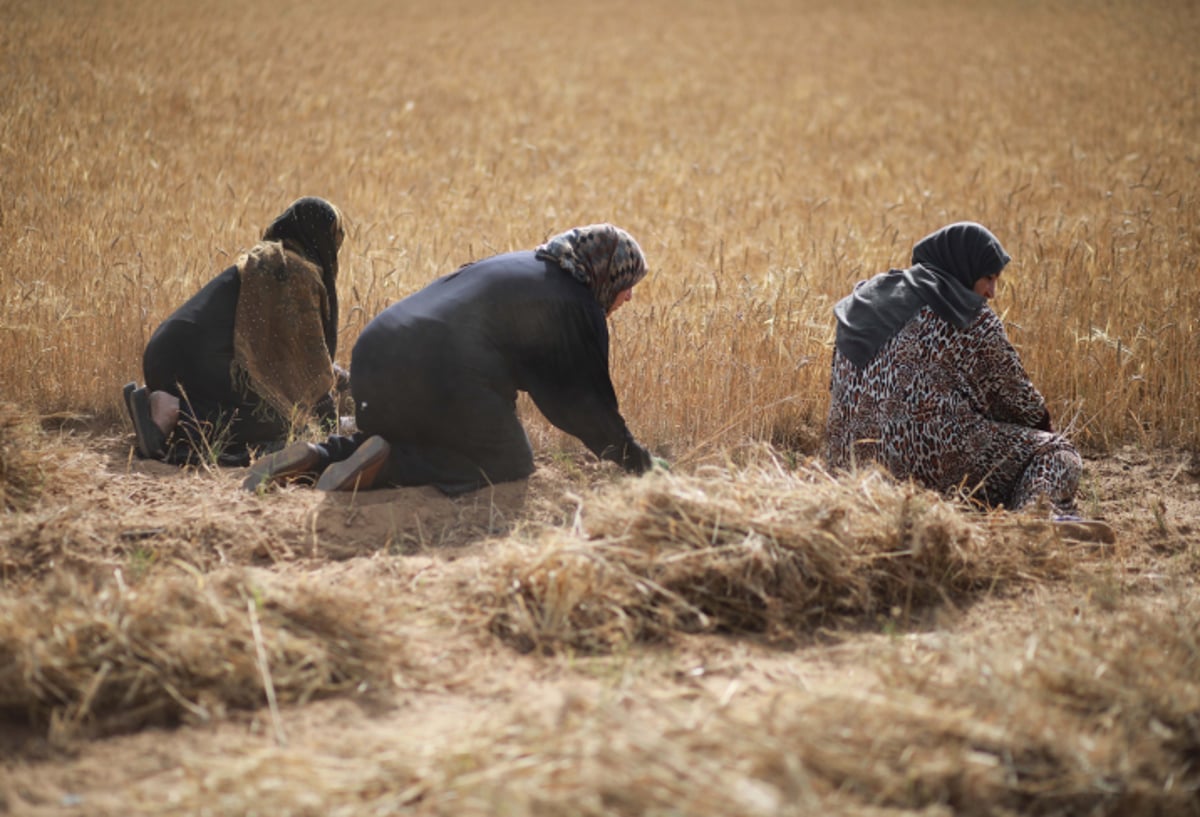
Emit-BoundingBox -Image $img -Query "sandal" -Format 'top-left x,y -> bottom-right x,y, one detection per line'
243,441 -> 325,492
123,382 -> 166,459
316,435 -> 390,492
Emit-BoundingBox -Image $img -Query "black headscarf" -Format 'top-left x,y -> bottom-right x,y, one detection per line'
262,197 -> 344,357
833,222 -> 1011,368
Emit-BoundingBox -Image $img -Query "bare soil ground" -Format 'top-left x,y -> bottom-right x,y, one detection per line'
3,428 -> 1199,815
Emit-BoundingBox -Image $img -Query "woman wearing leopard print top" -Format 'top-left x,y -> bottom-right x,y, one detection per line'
825,221 -> 1081,516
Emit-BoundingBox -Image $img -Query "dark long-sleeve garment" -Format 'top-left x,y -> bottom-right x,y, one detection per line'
143,266 -> 335,464
338,250 -> 650,494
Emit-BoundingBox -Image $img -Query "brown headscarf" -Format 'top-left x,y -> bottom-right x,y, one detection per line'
232,197 -> 344,420
535,223 -> 647,314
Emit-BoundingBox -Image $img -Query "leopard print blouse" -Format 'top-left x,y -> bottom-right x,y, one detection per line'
826,305 -> 1080,513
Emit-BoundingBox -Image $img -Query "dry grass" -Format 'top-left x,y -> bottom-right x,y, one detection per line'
0,402 -> 46,512
3,2 -> 1200,815
60,595 -> 1198,817
0,429 -> 302,581
1,0 -> 1197,453
474,598 -> 1200,817
0,418 -> 1194,814
487,449 -> 1078,654
0,566 -> 398,742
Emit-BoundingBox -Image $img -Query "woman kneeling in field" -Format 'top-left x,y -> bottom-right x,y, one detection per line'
825,221 -> 1089,520
245,223 -> 659,496
124,197 -> 347,466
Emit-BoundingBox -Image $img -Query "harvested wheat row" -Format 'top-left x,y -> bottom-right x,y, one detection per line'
106,596 -> 1199,817
0,567 -> 398,741
425,597 -> 1200,816
487,450 -> 1075,654
0,402 -> 52,513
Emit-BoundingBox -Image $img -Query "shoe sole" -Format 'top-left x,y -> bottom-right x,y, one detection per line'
122,382 -> 138,434
125,383 -> 165,459
316,436 -> 390,492
243,442 -> 323,491
122,381 -> 145,457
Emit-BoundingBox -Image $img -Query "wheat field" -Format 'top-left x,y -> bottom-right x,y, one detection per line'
2,0 -> 1197,452
4,1 -> 1200,815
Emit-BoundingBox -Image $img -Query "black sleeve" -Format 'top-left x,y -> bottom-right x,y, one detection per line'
518,301 -> 651,474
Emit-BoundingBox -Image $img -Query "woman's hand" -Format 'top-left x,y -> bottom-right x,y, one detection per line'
1036,408 -> 1053,432
333,363 -> 351,393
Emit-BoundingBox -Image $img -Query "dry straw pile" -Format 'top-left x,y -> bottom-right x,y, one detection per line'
2,0 -> 1199,813
0,410 -> 316,581
0,567 -> 397,741
89,597 -> 1200,816
451,600 -> 1200,816
487,449 -> 1075,654
0,402 -> 45,513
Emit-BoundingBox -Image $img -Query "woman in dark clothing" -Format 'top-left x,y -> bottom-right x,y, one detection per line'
124,196 -> 347,466
826,221 -> 1087,518
246,223 -> 656,496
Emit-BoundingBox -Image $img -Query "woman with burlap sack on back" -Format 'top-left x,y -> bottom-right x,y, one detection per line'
123,197 -> 348,466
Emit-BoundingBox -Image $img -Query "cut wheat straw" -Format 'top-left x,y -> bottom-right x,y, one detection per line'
0,402 -> 49,513
0,567 -> 397,741
92,596 -> 1200,817
487,450 -> 1075,654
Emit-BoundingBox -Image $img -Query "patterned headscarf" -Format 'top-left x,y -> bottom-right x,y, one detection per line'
833,222 -> 1011,369
262,196 -> 344,357
535,223 -> 647,314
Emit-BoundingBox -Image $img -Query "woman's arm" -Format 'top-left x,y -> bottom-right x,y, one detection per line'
965,309 -> 1050,428
519,301 -> 652,474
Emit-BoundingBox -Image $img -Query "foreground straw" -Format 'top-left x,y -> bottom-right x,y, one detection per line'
0,402 -> 49,513
0,567 -> 397,741
88,595 -> 1199,817
487,454 -> 1077,654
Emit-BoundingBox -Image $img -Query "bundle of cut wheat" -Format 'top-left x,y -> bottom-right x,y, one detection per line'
0,567 -> 397,741
488,451 -> 1075,654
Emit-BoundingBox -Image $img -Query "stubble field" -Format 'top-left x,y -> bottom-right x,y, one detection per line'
2,0 -> 1199,814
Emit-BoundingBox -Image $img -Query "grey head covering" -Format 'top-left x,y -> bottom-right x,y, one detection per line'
535,223 -> 647,314
833,221 -> 1011,369
262,197 -> 344,357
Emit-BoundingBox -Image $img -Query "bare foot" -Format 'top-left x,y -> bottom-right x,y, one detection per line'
148,390 -> 180,435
